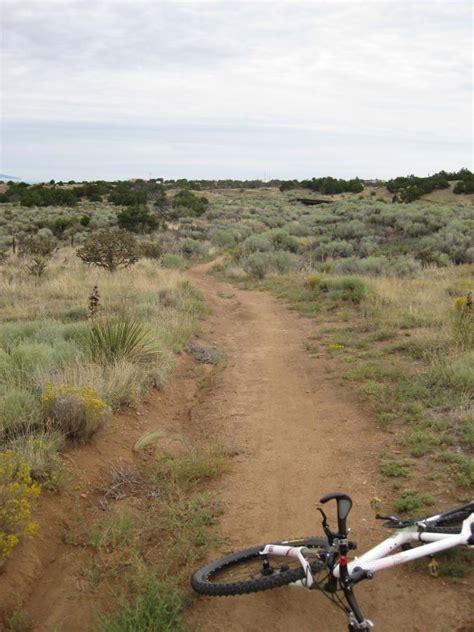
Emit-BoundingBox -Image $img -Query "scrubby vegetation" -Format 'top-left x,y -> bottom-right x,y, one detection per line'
0,173 -> 472,619
68,442 -> 228,631
200,187 -> 473,507
0,451 -> 40,561
0,244 -> 207,559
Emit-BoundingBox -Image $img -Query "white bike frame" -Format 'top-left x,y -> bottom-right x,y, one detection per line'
260,511 -> 474,586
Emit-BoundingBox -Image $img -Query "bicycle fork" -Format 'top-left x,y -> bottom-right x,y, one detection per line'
259,544 -> 315,587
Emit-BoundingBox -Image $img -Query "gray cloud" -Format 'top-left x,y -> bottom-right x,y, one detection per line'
1,0 -> 472,180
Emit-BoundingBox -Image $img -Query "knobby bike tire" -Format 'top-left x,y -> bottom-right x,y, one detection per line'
191,537 -> 329,597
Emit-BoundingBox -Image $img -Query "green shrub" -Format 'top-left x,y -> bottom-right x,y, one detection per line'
180,238 -> 207,258
117,207 -> 158,233
139,240 -> 162,260
319,277 -> 366,303
425,352 -> 474,399
240,234 -> 273,254
88,319 -> 160,365
453,295 -> 473,350
263,228 -> 299,253
97,578 -> 190,632
305,274 -> 321,290
42,384 -> 111,442
266,250 -> 299,274
11,431 -> 65,486
394,489 -> 435,513
172,190 -> 208,217
161,253 -> 185,269
0,387 -> 42,438
241,253 -> 267,279
210,230 -> 236,248
76,230 -> 139,272
8,341 -> 80,385
437,451 -> 474,487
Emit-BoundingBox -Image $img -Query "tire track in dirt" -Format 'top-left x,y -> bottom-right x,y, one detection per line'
186,261 -> 473,632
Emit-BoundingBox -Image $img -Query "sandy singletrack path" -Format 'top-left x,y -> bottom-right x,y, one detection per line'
187,261 -> 473,632
0,261 -> 471,631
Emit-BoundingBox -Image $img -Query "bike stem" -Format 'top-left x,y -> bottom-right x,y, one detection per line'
319,493 -> 374,630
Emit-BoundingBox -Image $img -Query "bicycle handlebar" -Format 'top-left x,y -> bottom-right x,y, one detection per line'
320,492 -> 353,536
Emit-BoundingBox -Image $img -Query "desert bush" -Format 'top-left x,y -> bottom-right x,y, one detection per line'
19,232 -> 57,277
330,255 -> 421,278
0,451 -> 40,560
241,253 -> 267,279
43,384 -> 111,442
139,240 -> 162,260
394,489 -> 435,513
8,341 -> 80,385
88,319 -> 160,365
312,239 -> 354,260
76,230 -> 139,272
334,219 -> 366,240
264,228 -> 299,253
210,230 -> 236,248
388,256 -> 422,278
180,238 -> 207,258
0,387 -> 42,439
97,576 -> 190,632
425,352 -> 474,400
332,256 -> 388,276
266,250 -> 299,274
285,223 -> 312,237
319,277 -> 366,303
240,234 -> 272,254
11,431 -> 65,486
453,294 -> 474,350
173,190 -> 208,217
117,207 -> 158,233
161,253 -> 185,269
305,274 -> 321,289
19,232 -> 57,258
158,288 -> 181,309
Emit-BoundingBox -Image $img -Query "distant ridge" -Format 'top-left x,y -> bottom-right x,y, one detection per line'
0,173 -> 21,181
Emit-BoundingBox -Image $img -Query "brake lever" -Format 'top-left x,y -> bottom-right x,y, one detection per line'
375,514 -> 413,528
317,507 -> 337,544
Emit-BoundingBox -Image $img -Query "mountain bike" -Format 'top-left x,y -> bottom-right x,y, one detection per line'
191,492 -> 474,630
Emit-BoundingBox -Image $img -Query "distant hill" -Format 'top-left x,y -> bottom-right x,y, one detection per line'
0,173 -> 21,181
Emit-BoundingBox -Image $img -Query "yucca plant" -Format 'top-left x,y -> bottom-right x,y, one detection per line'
89,318 -> 160,365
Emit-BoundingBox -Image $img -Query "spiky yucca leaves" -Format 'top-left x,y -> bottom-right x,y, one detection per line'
89,319 -> 160,365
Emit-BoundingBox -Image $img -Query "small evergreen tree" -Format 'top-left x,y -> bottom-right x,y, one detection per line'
76,230 -> 139,272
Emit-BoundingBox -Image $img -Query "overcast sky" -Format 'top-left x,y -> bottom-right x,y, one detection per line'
1,0 -> 472,182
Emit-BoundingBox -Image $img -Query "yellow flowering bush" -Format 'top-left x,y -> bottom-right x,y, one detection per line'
453,292 -> 473,350
0,451 -> 40,560
43,384 -> 111,442
305,274 -> 321,290
454,294 -> 472,313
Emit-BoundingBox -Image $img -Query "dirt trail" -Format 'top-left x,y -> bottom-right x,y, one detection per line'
187,262 -> 473,632
0,261 -> 471,631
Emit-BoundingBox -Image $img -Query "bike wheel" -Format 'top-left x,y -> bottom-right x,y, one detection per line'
191,537 -> 329,596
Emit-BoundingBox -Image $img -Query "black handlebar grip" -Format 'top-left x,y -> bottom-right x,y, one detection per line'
320,492 -> 353,536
